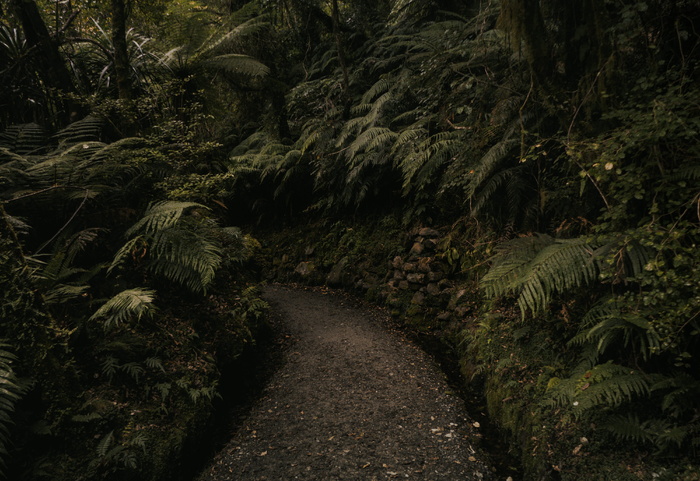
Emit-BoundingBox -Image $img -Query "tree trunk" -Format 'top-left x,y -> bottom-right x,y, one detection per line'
111,0 -> 132,100
498,0 -> 552,83
331,0 -> 350,96
8,0 -> 79,121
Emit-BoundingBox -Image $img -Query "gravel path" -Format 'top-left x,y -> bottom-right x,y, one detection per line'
197,285 -> 494,480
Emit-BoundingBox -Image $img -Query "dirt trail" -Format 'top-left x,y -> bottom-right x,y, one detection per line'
197,285 -> 494,480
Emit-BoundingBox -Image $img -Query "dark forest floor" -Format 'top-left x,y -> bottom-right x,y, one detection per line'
195,284 -> 495,481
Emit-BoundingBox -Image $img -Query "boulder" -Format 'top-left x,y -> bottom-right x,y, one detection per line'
409,241 -> 424,256
294,261 -> 315,277
392,256 -> 404,269
418,227 -> 440,238
426,283 -> 441,296
326,257 -> 349,286
411,291 -> 426,305
427,271 -> 444,282
417,257 -> 433,273
406,273 -> 426,284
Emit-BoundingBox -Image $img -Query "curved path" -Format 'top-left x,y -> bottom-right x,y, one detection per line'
197,285 -> 494,480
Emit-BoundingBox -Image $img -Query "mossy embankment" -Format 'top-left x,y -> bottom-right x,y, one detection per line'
257,217 -> 699,481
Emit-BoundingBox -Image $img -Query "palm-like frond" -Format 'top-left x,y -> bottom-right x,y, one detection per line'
54,115 -> 105,145
89,288 -> 156,330
0,123 -> 48,154
0,343 -> 24,475
546,362 -> 651,414
570,299 -> 661,364
114,201 -> 224,294
204,54 -> 270,77
125,201 -> 206,237
481,234 -> 598,316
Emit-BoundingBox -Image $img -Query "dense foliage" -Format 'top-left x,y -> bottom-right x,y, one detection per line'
1,0 -> 699,479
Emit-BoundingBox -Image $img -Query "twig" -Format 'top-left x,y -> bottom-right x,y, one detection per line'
34,187 -> 91,255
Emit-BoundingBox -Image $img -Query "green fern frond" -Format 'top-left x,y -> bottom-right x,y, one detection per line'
96,430 -> 115,457
146,226 -> 223,293
54,115 -> 104,144
115,202 -> 225,293
204,54 -> 270,77
604,414 -> 654,444
571,300 -> 661,362
466,138 -> 519,199
125,201 -> 207,238
345,127 -> 397,161
546,362 -> 651,415
0,123 -> 48,154
195,16 -> 268,58
481,234 -> 597,316
0,343 -> 23,476
89,288 -> 157,330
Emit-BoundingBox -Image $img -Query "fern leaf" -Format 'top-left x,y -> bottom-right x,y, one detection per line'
481,234 -> 598,316
89,288 -> 157,330
204,54 -> 270,77
125,201 -> 207,238
54,115 -> 104,144
0,123 -> 48,154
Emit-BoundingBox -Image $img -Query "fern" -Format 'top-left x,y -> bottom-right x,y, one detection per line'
0,123 -> 48,154
203,54 -> 270,77
54,115 -> 105,145
570,299 -> 661,364
113,201 -> 225,294
0,343 -> 23,476
482,234 -> 598,316
546,362 -> 651,415
90,288 -> 157,330
125,201 -> 206,237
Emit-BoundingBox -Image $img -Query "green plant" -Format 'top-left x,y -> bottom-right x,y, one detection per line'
110,201 -> 224,294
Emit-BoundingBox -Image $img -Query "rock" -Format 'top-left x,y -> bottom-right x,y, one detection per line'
393,270 -> 406,280
398,280 -> 410,290
411,291 -> 426,305
403,262 -> 417,273
326,257 -> 349,286
423,238 -> 439,250
305,246 -> 315,257
427,271 -> 444,282
281,254 -> 289,264
409,242 -> 424,256
426,283 -> 441,296
417,257 -> 433,273
418,227 -> 440,238
406,273 -> 426,284
437,311 -> 451,321
392,256 -> 404,269
294,261 -> 315,277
